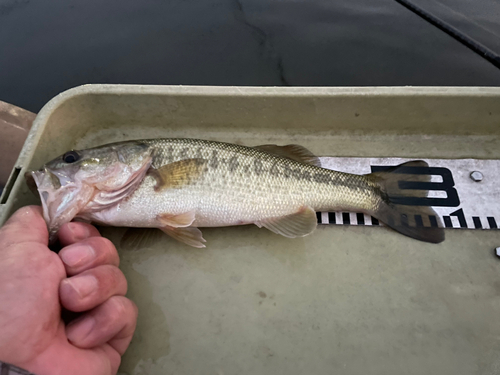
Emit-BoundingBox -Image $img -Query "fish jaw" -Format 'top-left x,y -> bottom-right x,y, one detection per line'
30,169 -> 95,242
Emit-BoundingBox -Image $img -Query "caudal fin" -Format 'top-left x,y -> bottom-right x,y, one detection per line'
367,161 -> 445,244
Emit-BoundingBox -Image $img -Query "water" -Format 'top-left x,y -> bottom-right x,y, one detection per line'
417,0 -> 500,52
0,0 -> 500,112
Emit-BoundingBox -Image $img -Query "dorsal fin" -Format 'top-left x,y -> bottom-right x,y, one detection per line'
147,158 -> 207,191
254,144 -> 321,167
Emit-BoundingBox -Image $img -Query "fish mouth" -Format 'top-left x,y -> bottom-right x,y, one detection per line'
28,169 -> 59,225
25,171 -> 39,196
26,151 -> 153,243
26,169 -> 94,242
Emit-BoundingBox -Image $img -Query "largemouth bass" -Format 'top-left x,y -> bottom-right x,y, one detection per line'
26,138 -> 444,247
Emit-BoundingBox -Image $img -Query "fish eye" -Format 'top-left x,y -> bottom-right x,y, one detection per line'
62,151 -> 80,164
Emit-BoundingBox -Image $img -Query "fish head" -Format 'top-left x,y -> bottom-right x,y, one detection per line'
26,141 -> 153,241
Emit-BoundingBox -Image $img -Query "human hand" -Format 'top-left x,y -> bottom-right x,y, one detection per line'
0,206 -> 137,375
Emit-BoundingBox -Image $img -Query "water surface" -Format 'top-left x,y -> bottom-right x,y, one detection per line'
0,0 -> 499,112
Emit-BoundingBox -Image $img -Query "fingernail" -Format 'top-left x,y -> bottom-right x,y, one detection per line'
67,222 -> 90,241
60,245 -> 94,267
67,315 -> 95,343
64,275 -> 98,298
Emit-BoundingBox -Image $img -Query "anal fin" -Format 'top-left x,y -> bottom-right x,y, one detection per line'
256,206 -> 317,238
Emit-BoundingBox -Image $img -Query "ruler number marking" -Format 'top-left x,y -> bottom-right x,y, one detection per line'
370,166 -> 460,207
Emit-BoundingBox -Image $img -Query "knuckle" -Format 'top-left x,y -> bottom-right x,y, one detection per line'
45,251 -> 66,275
24,245 -> 65,277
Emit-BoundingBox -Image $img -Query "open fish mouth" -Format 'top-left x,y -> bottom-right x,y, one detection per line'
28,169 -> 60,225
26,168 -> 94,242
25,171 -> 39,196
25,150 -> 153,243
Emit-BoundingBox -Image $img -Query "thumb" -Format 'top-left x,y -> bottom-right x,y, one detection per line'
0,206 -> 49,248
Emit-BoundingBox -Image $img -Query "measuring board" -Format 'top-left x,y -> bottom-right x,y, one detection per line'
317,158 -> 500,230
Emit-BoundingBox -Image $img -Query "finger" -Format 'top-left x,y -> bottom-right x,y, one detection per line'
66,296 -> 138,355
59,237 -> 119,276
59,265 -> 127,312
0,206 -> 48,248
58,221 -> 101,247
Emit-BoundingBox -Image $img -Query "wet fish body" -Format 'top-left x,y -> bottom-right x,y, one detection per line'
89,139 -> 379,227
28,138 -> 444,247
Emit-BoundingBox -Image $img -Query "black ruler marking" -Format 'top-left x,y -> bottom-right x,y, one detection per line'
415,215 -> 424,227
429,215 -> 438,228
453,209 -> 468,228
401,214 -> 409,227
443,216 -> 453,228
342,212 -> 350,225
318,212 -> 498,230
356,213 -> 365,225
488,217 -> 498,229
473,217 -> 482,229
328,212 -> 336,224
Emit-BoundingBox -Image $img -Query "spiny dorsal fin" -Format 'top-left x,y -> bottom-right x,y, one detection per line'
254,144 -> 321,167
148,158 -> 206,191
255,206 -> 317,238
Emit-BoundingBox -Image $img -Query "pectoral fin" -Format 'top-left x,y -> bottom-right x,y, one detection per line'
256,206 -> 317,238
159,226 -> 206,248
254,144 -> 321,167
148,158 -> 207,191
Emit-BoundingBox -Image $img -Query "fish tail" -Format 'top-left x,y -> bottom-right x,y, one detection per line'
366,160 -> 445,244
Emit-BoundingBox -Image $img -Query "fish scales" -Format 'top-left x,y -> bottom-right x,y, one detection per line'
27,138 -> 445,246
93,139 -> 379,228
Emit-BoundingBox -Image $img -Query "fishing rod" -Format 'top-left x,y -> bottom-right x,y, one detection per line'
395,0 -> 500,70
